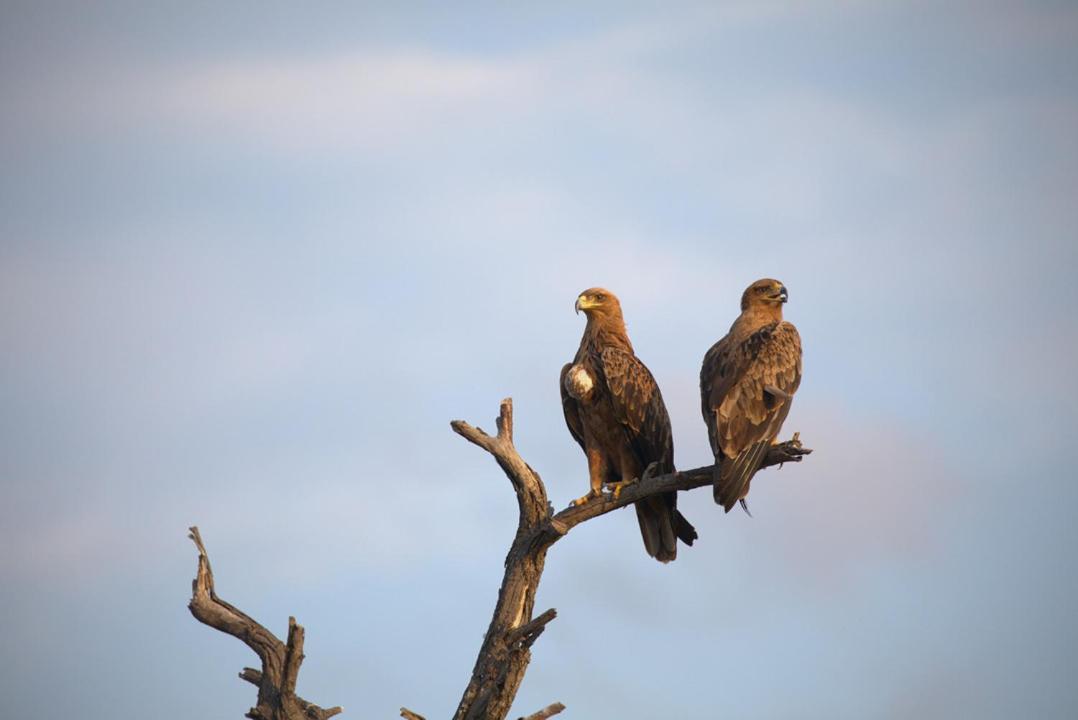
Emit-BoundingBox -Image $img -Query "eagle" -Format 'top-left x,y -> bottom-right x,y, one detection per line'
561,288 -> 697,563
700,278 -> 802,513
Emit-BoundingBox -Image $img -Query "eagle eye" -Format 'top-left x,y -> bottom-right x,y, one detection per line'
596,293 -> 606,301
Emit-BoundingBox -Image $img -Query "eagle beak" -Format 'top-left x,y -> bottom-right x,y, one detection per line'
575,296 -> 584,314
779,285 -> 788,303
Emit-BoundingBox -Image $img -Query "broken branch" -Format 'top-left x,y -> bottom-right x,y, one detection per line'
187,526 -> 341,720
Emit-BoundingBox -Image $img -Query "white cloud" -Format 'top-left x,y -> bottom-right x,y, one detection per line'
160,51 -> 520,152
0,4 -> 898,157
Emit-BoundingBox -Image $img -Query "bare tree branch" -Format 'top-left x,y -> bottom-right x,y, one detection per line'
507,608 -> 557,647
518,703 -> 566,720
545,432 -> 811,536
444,399 -> 554,720
187,526 -> 342,720
434,399 -> 812,720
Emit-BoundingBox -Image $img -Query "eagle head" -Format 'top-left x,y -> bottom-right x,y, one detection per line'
741,278 -> 788,311
574,287 -> 622,318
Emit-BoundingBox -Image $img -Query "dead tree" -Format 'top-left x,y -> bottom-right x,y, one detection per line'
188,398 -> 810,720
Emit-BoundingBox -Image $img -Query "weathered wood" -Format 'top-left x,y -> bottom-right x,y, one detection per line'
518,703 -> 565,720
507,608 -> 556,646
448,399 -> 555,720
439,400 -> 812,720
187,527 -> 342,720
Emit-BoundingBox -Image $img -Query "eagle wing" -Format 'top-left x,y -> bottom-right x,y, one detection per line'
559,362 -> 586,453
703,321 -> 802,510
599,347 -> 673,472
700,333 -> 736,458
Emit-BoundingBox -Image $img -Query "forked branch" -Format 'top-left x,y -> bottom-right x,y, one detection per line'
439,399 -> 557,720
187,526 -> 342,720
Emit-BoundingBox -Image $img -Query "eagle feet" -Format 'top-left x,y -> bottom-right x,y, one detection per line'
769,432 -> 813,468
570,489 -> 601,507
604,462 -> 659,501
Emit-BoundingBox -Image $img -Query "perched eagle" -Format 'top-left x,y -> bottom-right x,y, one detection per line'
561,288 -> 697,563
700,278 -> 802,513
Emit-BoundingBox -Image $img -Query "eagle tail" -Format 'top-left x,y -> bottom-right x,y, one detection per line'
634,501 -> 665,562
635,494 -> 688,563
714,440 -> 770,513
674,509 -> 698,546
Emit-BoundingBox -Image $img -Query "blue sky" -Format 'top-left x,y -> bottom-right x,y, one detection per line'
2,2 -> 1077,718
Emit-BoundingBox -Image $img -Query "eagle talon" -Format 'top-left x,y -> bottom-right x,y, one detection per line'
570,489 -> 601,507
605,476 -> 639,501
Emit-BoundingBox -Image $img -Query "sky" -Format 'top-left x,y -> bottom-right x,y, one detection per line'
2,1 -> 1077,718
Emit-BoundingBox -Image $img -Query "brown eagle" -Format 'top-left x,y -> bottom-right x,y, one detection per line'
700,278 -> 802,513
561,288 -> 697,563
